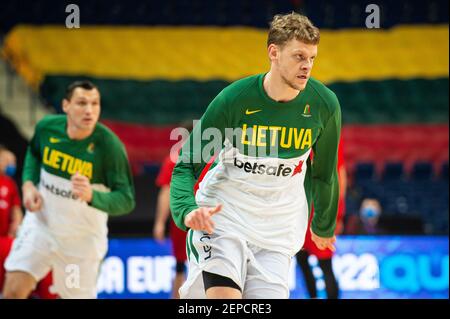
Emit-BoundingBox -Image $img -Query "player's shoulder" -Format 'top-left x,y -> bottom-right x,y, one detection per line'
36,114 -> 66,129
220,74 -> 260,102
33,114 -> 66,136
94,122 -> 126,149
307,77 -> 340,113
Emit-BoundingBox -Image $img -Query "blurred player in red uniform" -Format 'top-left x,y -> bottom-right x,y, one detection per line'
153,121 -> 214,298
0,146 -> 57,299
0,146 -> 23,295
153,122 -> 196,298
153,152 -> 187,299
296,139 -> 346,299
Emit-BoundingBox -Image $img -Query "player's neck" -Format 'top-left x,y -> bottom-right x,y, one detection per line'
263,71 -> 300,103
66,124 -> 94,140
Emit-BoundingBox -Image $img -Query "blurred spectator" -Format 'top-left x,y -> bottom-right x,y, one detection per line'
0,109 -> 28,188
346,198 -> 383,235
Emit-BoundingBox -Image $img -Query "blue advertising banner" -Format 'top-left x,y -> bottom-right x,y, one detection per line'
290,236 -> 449,299
97,236 -> 448,299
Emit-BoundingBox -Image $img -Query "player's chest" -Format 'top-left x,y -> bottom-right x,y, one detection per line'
40,138 -> 100,179
231,105 -> 322,155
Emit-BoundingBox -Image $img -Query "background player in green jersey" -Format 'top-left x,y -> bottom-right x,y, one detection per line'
170,12 -> 341,299
3,81 -> 135,299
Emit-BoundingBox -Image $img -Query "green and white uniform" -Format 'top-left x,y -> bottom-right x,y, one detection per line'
5,115 -> 135,298
170,74 -> 341,298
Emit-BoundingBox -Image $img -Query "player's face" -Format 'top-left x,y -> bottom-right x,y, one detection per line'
63,88 -> 101,133
274,39 -> 317,91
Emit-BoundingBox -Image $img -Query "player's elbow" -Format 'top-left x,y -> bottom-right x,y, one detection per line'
111,193 -> 135,216
122,193 -> 136,215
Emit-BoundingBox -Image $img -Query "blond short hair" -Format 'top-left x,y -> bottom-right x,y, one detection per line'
267,12 -> 320,47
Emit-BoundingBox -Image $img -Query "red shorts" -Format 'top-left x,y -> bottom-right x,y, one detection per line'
170,219 -> 187,262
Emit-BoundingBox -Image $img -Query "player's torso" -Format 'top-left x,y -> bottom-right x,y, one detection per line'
214,74 -> 328,184
196,76 -> 332,254
29,118 -> 110,256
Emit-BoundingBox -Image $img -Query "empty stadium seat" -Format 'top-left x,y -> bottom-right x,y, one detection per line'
347,160 -> 449,234
2,0 -> 448,32
382,162 -> 405,181
411,162 -> 433,180
354,162 -> 376,182
440,162 -> 449,180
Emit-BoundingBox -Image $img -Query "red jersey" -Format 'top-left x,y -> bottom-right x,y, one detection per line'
155,156 -> 177,188
0,175 -> 21,237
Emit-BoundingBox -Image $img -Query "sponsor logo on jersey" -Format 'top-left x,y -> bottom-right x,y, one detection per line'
43,146 -> 93,179
245,109 -> 262,115
241,124 -> 312,150
49,137 -> 61,144
234,158 -> 304,177
41,179 -> 76,200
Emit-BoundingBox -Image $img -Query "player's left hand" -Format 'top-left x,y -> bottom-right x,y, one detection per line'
71,172 -> 93,203
310,230 -> 336,251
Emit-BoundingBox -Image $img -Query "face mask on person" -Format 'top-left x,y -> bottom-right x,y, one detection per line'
360,205 -> 380,223
5,164 -> 16,177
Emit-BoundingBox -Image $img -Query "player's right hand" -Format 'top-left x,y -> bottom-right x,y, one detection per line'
22,182 -> 43,212
184,204 -> 222,234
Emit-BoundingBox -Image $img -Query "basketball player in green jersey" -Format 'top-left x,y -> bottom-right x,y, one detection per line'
170,13 -> 341,299
3,81 -> 135,298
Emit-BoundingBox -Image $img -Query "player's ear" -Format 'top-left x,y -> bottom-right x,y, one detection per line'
62,98 -> 69,113
267,43 -> 279,62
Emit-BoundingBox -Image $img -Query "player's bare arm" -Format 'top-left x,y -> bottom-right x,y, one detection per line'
153,185 -> 171,241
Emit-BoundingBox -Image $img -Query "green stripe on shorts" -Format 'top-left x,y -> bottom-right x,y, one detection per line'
189,230 -> 199,263
186,230 -> 192,261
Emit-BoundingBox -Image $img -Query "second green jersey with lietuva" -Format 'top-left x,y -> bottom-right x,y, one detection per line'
22,115 -> 135,258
